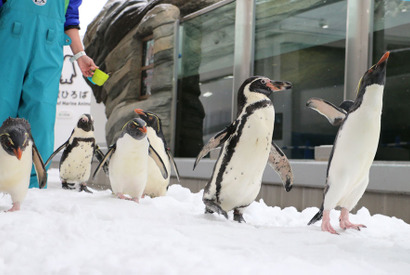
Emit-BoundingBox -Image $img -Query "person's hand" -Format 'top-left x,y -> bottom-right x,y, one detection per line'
77,55 -> 98,77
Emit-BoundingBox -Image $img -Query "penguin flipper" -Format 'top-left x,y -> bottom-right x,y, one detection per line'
32,142 -> 47,189
193,125 -> 234,170
92,145 -> 115,179
44,141 -> 68,167
149,145 -> 168,179
339,100 -> 354,112
268,142 -> 293,192
94,145 -> 109,175
167,150 -> 180,182
306,97 -> 347,126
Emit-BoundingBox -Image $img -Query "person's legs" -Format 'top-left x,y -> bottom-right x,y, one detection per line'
18,19 -> 63,188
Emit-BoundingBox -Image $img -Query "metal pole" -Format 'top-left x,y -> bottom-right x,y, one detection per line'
232,0 -> 255,118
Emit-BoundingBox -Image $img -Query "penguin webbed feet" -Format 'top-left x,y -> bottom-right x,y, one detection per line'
339,208 -> 366,231
62,181 -> 75,190
203,199 -> 228,219
233,209 -> 246,223
79,183 -> 93,193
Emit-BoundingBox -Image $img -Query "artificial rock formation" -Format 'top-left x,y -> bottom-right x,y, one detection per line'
84,0 -> 219,148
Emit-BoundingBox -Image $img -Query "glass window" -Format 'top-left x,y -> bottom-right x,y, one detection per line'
373,0 -> 410,161
254,0 -> 347,159
141,36 -> 154,99
175,2 -> 236,157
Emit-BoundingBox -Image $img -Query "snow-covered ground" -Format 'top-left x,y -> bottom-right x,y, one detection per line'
18,2 -> 403,274
0,169 -> 409,274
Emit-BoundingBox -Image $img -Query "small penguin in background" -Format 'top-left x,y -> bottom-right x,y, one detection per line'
93,118 -> 168,202
45,114 -> 104,193
306,52 -> 390,234
194,76 -> 294,223
0,117 -> 47,211
134,109 -> 180,197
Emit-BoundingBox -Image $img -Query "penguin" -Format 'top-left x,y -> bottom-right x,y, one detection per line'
194,76 -> 294,223
306,51 -> 390,234
134,109 -> 180,197
0,117 -> 47,211
45,114 -> 105,193
93,118 -> 168,202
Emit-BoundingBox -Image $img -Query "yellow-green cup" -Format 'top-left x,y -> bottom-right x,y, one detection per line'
91,69 -> 109,86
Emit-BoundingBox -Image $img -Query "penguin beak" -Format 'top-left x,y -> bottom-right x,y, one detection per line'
377,51 -> 390,66
140,126 -> 147,133
13,147 -> 22,160
134,109 -> 145,116
267,81 -> 293,92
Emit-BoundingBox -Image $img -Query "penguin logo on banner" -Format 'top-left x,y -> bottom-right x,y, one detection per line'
60,55 -> 77,85
33,0 -> 47,6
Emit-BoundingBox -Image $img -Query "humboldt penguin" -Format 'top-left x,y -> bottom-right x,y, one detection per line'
0,117 -> 47,211
307,51 -> 390,234
134,109 -> 180,197
93,118 -> 168,202
45,114 -> 104,193
194,76 -> 294,222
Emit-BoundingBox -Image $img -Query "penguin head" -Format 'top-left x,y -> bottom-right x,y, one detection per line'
77,114 -> 94,132
134,109 -> 164,135
0,118 -> 31,160
237,76 -> 292,110
357,51 -> 389,96
123,118 -> 147,140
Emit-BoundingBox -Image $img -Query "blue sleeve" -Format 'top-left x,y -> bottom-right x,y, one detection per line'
65,0 -> 82,29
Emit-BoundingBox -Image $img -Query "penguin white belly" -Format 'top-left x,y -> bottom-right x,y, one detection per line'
0,143 -> 32,203
215,105 -> 274,211
109,135 -> 149,198
60,141 -> 94,183
325,85 -> 383,209
144,129 -> 171,197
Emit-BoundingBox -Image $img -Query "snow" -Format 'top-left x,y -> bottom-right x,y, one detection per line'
0,169 -> 409,274
50,2 -> 410,274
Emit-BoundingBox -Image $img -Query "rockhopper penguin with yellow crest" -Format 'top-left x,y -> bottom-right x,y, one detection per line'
134,109 -> 180,197
93,118 -> 168,202
306,52 -> 390,234
194,76 -> 294,223
0,117 -> 47,211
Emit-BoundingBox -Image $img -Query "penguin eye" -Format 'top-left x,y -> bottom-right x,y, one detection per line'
130,122 -> 137,129
6,139 -> 12,147
261,79 -> 267,85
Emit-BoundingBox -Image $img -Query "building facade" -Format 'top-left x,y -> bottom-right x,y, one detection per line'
85,0 -> 410,222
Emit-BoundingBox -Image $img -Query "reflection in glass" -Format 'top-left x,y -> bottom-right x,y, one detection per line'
373,0 -> 410,160
254,0 -> 347,159
175,2 -> 236,157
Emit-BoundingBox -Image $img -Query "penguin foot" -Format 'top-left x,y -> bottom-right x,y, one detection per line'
7,202 -> 21,212
233,211 -> 246,223
117,193 -> 128,200
79,184 -> 93,193
321,210 -> 339,235
203,199 -> 228,219
339,220 -> 367,231
62,182 -> 75,190
205,207 -> 214,214
339,208 -> 366,231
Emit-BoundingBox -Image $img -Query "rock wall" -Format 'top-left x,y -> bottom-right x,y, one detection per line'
84,0 -> 220,147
